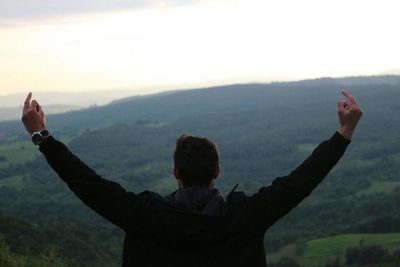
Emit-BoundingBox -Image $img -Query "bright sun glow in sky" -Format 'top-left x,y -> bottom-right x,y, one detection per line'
1,0 -> 399,95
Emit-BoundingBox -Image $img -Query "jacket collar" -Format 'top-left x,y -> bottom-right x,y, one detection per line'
165,184 -> 239,215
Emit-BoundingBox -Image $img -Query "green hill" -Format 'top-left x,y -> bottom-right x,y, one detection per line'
0,76 -> 400,266
268,232 -> 400,266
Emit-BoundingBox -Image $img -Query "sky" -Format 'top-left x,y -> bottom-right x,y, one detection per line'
1,0 -> 400,96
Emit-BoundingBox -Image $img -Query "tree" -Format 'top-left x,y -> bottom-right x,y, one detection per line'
269,257 -> 302,267
345,247 -> 360,265
346,245 -> 390,266
359,245 -> 389,265
294,239 -> 306,256
325,257 -> 341,267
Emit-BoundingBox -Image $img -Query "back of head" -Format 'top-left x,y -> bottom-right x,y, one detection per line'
174,135 -> 219,187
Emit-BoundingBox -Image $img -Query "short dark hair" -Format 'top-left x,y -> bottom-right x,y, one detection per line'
173,134 -> 219,187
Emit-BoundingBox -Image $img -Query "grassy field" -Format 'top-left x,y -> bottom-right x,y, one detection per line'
268,233 -> 400,266
0,136 -> 76,170
0,141 -> 38,169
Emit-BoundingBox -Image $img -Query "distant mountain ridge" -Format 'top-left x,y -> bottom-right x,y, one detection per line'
0,105 -> 81,122
0,90 -> 139,108
0,75 -> 399,142
1,75 -> 399,128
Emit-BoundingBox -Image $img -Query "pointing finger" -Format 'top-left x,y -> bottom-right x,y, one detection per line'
23,92 -> 32,111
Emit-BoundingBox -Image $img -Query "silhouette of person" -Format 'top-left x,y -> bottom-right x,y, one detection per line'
21,90 -> 362,267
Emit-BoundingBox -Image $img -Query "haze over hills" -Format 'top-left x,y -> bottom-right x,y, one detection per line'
0,90 -> 147,121
2,74 -> 399,122
0,90 -> 140,108
0,74 -> 399,141
0,105 -> 82,122
0,75 -> 400,266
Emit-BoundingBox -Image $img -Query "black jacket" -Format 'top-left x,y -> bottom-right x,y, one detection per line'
39,131 -> 350,267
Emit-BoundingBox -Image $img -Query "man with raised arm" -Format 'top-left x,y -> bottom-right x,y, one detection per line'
21,91 -> 362,267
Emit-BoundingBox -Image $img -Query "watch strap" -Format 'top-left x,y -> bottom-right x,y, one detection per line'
32,129 -> 50,145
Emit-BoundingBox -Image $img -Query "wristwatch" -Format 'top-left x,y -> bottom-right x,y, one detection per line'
31,129 -> 50,146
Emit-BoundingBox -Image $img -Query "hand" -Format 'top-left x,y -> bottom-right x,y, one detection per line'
337,90 -> 363,140
21,92 -> 46,135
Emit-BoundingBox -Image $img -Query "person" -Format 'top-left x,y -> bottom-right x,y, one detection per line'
21,90 -> 363,267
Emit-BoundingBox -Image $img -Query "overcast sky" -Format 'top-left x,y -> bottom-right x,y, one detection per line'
1,0 -> 399,96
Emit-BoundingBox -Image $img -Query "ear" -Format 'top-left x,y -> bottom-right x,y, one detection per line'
213,165 -> 220,181
173,166 -> 180,180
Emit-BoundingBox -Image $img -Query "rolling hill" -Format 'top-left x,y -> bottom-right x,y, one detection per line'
0,75 -> 400,266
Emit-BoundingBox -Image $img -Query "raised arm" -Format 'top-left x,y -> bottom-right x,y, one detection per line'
247,90 -> 363,231
21,93 -> 142,231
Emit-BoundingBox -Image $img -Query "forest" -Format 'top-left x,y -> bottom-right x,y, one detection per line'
0,75 -> 400,266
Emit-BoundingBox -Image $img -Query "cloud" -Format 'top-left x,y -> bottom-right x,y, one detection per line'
0,0 -> 199,24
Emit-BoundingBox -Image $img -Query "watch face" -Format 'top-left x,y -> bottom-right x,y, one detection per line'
32,133 -> 43,145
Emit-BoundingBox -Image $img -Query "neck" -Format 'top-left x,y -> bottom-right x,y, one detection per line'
179,181 -> 214,189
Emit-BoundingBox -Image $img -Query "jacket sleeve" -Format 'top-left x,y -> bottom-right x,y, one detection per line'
246,131 -> 350,231
39,136 -> 143,231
